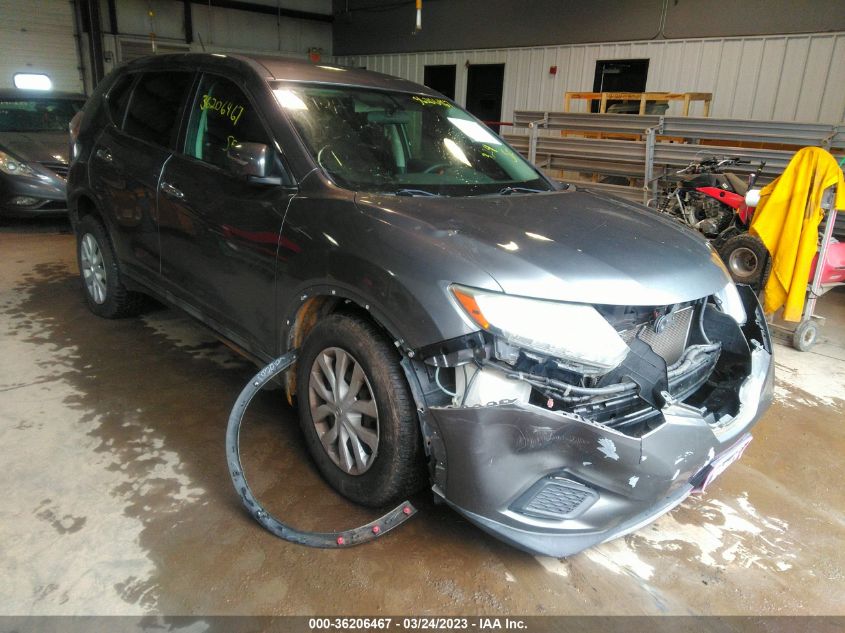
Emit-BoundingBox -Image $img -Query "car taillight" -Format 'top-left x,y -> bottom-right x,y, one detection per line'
69,110 -> 83,141
69,110 -> 83,159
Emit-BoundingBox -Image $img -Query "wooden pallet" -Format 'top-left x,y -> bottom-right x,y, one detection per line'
564,91 -> 712,116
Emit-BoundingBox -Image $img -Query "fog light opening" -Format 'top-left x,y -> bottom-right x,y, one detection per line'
11,196 -> 40,206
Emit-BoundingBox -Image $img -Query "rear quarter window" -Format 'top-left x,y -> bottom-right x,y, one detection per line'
105,74 -> 134,126
123,71 -> 193,148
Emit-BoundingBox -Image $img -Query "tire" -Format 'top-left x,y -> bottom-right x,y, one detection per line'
76,214 -> 145,318
792,320 -> 819,352
296,313 -> 426,507
718,233 -> 771,290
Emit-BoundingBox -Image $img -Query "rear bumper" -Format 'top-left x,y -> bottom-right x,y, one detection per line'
427,290 -> 774,558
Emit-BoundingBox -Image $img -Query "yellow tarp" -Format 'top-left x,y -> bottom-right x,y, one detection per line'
750,147 -> 845,322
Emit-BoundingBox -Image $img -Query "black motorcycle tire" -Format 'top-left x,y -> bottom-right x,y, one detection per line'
718,233 -> 771,291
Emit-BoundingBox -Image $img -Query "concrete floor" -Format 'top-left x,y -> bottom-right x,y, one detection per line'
1,219 -> 844,616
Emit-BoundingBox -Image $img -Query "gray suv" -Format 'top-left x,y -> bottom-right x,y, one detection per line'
67,53 -> 773,557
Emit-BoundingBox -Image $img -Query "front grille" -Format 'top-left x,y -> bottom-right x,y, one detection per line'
620,306 -> 693,364
511,477 -> 597,520
39,161 -> 69,179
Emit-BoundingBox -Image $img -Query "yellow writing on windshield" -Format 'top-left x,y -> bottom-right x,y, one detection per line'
201,94 -> 245,126
412,96 -> 452,108
480,143 -> 497,160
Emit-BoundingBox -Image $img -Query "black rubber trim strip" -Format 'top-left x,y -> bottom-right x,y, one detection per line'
226,350 -> 417,547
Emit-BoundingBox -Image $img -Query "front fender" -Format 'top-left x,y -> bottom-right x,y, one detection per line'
275,193 -> 500,353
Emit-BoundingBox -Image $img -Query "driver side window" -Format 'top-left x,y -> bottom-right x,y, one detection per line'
184,75 -> 271,172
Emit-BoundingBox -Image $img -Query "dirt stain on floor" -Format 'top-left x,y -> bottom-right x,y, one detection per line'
2,231 -> 844,616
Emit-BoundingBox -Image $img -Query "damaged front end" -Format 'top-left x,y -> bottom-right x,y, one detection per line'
414,284 -> 773,557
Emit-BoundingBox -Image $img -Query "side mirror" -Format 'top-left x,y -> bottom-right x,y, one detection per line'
745,189 -> 761,207
226,141 -> 271,179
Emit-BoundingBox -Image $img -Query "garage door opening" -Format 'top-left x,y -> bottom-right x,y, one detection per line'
465,63 -> 504,133
423,64 -> 456,100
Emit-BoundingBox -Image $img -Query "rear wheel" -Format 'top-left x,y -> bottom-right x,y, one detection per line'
718,233 -> 771,290
296,313 -> 426,507
76,215 -> 144,318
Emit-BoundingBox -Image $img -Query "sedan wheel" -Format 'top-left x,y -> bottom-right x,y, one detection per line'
308,347 -> 380,475
80,233 -> 108,304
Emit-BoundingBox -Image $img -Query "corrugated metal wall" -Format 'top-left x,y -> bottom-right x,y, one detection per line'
336,32 -> 845,124
0,0 -> 82,92
99,0 -> 334,83
109,0 -> 332,59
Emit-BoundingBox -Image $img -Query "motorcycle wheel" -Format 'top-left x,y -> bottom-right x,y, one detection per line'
718,233 -> 771,291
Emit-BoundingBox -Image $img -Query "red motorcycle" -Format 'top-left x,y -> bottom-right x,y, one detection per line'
656,155 -> 769,287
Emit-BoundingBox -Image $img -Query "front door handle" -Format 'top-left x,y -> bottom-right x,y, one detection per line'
160,181 -> 184,199
95,148 -> 113,163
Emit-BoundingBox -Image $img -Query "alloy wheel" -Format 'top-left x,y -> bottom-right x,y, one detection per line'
80,233 -> 108,304
308,347 -> 380,475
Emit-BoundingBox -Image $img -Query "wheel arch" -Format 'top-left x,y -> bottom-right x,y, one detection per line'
68,190 -> 106,231
281,285 -> 413,406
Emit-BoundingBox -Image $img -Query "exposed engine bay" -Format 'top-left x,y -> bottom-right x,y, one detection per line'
423,285 -> 759,440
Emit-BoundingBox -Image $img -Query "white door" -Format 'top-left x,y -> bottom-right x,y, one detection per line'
0,0 -> 83,92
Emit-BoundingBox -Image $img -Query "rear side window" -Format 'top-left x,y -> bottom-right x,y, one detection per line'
184,74 -> 271,171
123,71 -> 193,148
106,74 -> 134,126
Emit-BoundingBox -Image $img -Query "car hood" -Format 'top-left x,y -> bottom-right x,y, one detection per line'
355,189 -> 731,306
0,132 -> 69,163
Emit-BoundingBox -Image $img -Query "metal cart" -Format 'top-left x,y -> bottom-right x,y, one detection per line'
770,186 -> 845,351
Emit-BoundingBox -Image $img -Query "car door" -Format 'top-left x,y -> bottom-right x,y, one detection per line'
89,70 -> 194,282
157,72 -> 296,355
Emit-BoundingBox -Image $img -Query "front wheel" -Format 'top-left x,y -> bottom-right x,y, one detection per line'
296,313 -> 426,507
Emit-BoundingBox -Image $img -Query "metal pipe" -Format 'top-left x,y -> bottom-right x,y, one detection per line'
70,0 -> 89,95
527,114 -> 547,166
183,0 -> 194,45
106,0 -> 118,35
805,186 -> 838,320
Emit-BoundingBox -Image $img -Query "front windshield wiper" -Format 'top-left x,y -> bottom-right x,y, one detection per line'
497,186 -> 546,195
393,189 -> 439,197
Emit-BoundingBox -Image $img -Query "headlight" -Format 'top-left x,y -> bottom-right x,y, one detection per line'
714,282 -> 747,325
450,285 -> 629,374
0,150 -> 37,177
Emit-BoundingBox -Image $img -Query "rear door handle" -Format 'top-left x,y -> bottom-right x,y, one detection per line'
160,181 -> 184,199
95,148 -> 113,163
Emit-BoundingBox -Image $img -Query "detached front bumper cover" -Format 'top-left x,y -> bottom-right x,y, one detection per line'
426,286 -> 774,558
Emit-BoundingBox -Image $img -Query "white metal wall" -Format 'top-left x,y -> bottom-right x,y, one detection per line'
0,0 -> 83,92
336,32 -> 845,124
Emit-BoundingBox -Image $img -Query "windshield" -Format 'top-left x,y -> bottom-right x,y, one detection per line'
272,82 -> 550,196
0,98 -> 84,132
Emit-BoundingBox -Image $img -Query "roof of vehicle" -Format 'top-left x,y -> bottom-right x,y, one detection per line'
0,89 -> 86,100
120,52 -> 441,97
